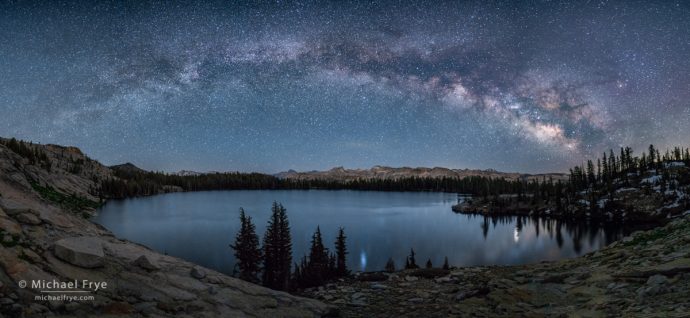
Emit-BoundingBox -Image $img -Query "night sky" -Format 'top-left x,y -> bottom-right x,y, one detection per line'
1,1 -> 689,173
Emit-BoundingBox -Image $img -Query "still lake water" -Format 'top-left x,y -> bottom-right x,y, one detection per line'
92,190 -> 630,275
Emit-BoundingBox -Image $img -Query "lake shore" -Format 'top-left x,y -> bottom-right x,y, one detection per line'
303,215 -> 690,317
451,184 -> 684,226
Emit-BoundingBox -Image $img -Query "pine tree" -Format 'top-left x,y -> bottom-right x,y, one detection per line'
596,159 -> 602,182
291,256 -> 308,288
304,226 -> 329,287
292,261 -> 302,287
262,202 -> 292,291
673,147 -> 681,161
620,147 -> 626,171
385,258 -> 396,272
334,227 -> 348,277
602,152 -> 609,183
555,180 -> 563,212
328,252 -> 336,278
586,160 -> 595,186
425,258 -> 433,269
230,208 -> 262,283
7,138 -> 18,152
442,256 -> 450,270
405,248 -> 418,269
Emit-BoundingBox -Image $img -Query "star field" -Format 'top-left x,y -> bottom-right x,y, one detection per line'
1,1 -> 689,173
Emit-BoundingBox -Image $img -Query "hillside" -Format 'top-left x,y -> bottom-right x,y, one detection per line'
109,163 -> 147,175
275,166 -> 567,183
453,148 -> 690,224
0,139 -> 333,317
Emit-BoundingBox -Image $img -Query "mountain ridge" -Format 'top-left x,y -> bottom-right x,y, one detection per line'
274,165 -> 568,182
107,161 -> 568,182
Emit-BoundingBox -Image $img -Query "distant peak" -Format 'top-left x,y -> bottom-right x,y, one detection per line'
175,170 -> 203,176
110,162 -> 146,173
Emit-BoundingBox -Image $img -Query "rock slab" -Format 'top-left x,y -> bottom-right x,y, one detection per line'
54,237 -> 105,268
191,266 -> 206,279
133,255 -> 160,271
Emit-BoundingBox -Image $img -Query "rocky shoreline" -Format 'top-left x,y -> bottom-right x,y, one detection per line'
304,216 -> 690,317
451,185 -> 685,225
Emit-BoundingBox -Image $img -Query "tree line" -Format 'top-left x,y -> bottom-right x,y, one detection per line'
472,145 -> 690,220
231,202 -> 349,291
568,145 -> 689,193
0,137 -> 104,177
100,167 -> 533,200
382,248 -> 450,273
0,138 -> 51,170
232,202 -> 457,291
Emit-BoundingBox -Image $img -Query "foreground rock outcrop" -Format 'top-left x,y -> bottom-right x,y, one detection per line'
0,141 -> 334,317
304,216 -> 690,317
53,237 -> 106,269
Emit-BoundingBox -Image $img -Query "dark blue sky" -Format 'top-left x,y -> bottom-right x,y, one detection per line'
1,1 -> 689,173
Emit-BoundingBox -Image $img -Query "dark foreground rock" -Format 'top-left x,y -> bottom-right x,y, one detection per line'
304,216 -> 690,317
53,237 -> 105,268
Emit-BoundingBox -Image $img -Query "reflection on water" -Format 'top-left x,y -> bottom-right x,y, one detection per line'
92,190 -> 633,275
474,214 -> 630,254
